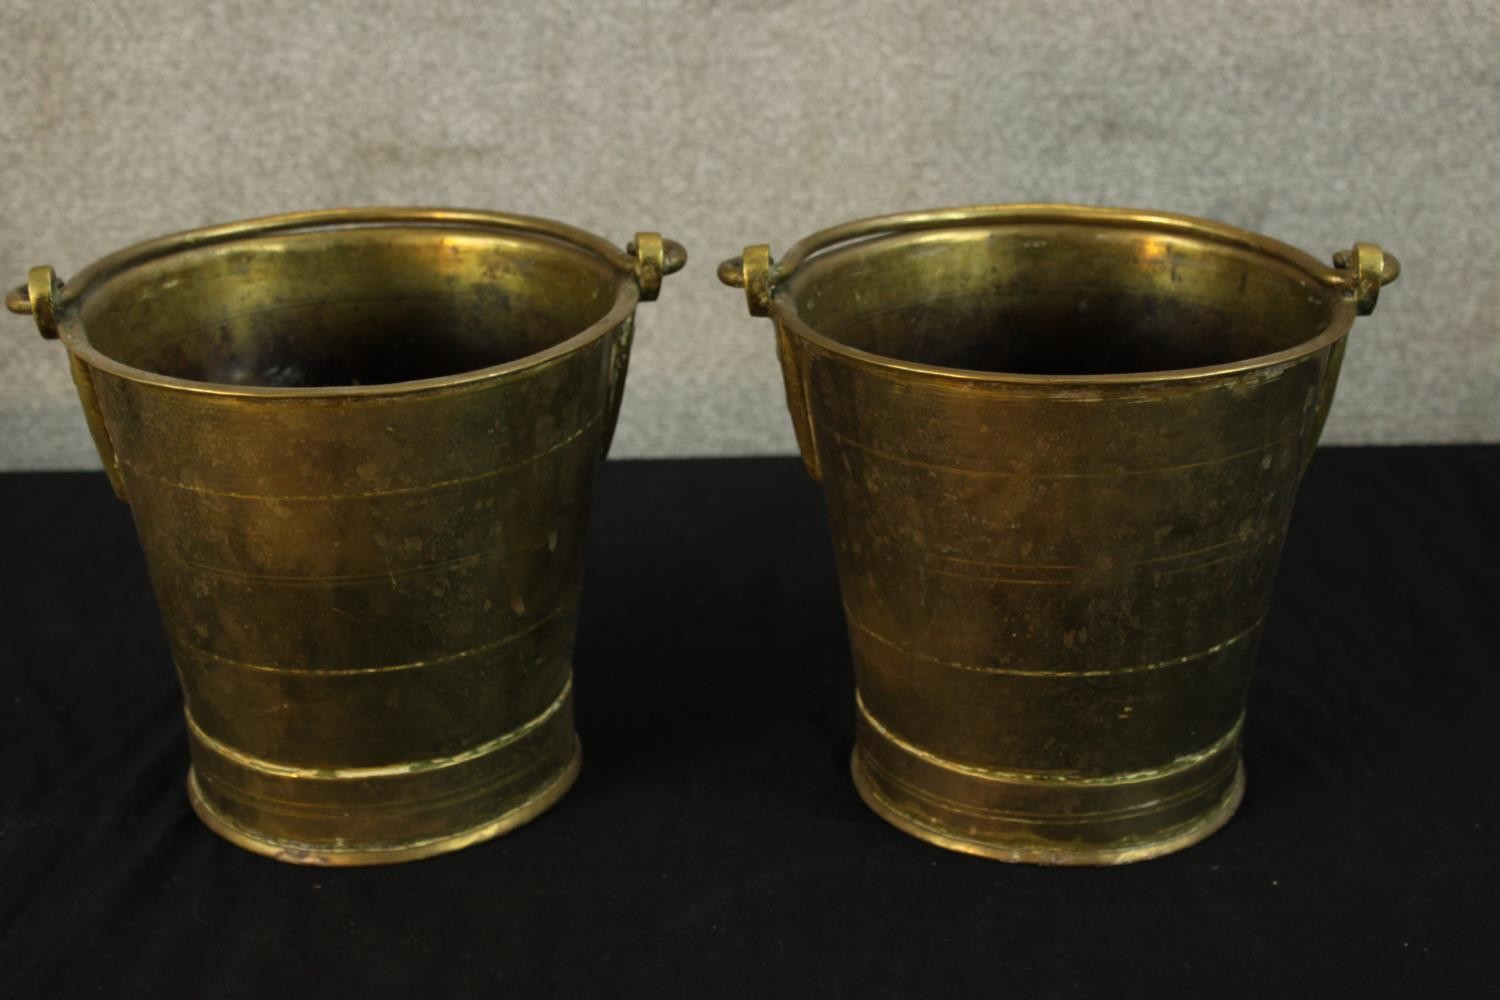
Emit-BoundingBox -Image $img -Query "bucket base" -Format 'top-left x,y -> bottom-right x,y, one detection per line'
851,745 -> 1244,866
187,741 -> 582,866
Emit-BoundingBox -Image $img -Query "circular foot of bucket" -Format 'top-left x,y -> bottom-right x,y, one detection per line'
187,740 -> 582,866
851,748 -> 1245,866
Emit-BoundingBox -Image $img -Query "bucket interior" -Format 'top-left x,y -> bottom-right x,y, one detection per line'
783,225 -> 1343,375
77,227 -> 625,387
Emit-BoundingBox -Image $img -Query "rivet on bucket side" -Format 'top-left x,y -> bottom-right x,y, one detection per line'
1332,242 -> 1401,316
6,265 -> 63,339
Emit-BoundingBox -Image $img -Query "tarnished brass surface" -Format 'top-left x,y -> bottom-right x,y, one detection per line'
8,208 -> 684,864
721,204 -> 1397,864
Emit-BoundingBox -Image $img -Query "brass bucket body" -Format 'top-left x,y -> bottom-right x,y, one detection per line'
9,209 -> 684,864
721,205 -> 1397,864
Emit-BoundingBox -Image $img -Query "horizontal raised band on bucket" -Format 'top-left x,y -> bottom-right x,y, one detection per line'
847,606 -> 1265,679
187,682 -> 580,852
857,692 -> 1241,787
852,695 -> 1244,860
852,752 -> 1244,866
189,742 -> 581,866
187,676 -> 573,781
172,604 -> 578,767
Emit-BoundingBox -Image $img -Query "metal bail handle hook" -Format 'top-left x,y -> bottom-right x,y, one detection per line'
628,232 -> 688,301
6,265 -> 63,339
717,245 -> 777,317
1332,242 -> 1401,316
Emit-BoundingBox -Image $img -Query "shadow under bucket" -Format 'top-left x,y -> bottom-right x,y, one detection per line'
8,209 -> 684,864
721,205 -> 1397,864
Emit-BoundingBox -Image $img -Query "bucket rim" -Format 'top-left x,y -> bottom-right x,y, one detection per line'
48,207 -> 642,399
770,203 -> 1361,387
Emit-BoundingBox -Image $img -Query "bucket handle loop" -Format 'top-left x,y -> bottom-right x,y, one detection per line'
598,234 -> 684,460
1332,243 -> 1400,316
6,265 -> 127,499
716,245 -> 776,316
717,244 -> 823,479
6,265 -> 62,339
627,232 -> 687,302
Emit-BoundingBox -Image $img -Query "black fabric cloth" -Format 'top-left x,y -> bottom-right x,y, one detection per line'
1,449 -> 1496,997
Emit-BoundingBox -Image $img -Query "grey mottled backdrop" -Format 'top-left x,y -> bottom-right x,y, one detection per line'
2,0 -> 1496,466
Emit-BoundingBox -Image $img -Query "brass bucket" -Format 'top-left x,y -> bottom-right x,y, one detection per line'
7,208 -> 684,864
720,205 -> 1398,864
